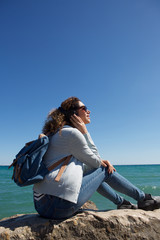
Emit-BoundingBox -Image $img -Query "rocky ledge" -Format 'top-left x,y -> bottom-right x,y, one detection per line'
0,201 -> 160,240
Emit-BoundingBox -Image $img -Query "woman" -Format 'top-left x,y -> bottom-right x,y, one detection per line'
33,97 -> 160,219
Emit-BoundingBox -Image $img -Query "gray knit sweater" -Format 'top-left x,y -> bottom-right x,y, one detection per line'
33,125 -> 101,203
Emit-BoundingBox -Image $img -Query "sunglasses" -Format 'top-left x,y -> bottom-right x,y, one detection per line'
77,106 -> 88,112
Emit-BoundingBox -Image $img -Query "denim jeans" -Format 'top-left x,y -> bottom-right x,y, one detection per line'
34,166 -> 145,219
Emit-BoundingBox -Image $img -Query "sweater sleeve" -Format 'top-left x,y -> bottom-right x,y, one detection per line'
83,132 -> 101,158
69,129 -> 101,168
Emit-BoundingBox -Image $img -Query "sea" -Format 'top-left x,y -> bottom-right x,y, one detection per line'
0,164 -> 160,220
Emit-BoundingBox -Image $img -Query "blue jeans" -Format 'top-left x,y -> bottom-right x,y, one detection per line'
34,166 -> 145,219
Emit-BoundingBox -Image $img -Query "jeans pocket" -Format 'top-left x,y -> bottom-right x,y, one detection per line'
34,195 -> 76,219
34,195 -> 55,218
53,206 -> 76,219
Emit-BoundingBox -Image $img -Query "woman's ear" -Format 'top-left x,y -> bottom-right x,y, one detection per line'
73,110 -> 79,116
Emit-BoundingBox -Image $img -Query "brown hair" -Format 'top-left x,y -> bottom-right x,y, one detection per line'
42,97 -> 80,135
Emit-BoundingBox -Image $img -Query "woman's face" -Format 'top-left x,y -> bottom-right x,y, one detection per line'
76,101 -> 91,124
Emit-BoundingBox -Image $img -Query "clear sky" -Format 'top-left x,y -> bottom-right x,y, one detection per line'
0,0 -> 160,165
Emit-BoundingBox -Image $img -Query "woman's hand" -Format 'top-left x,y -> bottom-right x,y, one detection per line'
38,133 -> 46,138
101,160 -> 116,174
70,114 -> 88,134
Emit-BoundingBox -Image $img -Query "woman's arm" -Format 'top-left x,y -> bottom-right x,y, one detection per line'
83,133 -> 101,158
68,128 -> 101,168
70,114 -> 116,173
70,115 -> 101,157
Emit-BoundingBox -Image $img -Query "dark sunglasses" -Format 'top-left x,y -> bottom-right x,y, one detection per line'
77,106 -> 88,112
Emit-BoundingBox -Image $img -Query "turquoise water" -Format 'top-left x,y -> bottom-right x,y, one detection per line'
0,165 -> 160,220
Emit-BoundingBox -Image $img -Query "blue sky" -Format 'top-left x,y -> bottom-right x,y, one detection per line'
0,0 -> 160,165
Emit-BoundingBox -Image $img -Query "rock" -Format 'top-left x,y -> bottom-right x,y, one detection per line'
80,200 -> 98,210
0,202 -> 160,240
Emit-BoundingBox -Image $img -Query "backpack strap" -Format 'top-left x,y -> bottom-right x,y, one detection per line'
47,155 -> 72,182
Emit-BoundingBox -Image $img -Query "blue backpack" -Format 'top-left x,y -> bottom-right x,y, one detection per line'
9,136 -> 71,187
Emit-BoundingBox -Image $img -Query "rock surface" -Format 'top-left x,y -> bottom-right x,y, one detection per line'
0,201 -> 160,240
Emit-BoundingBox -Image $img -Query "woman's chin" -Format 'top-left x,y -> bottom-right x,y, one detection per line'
86,119 -> 91,124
